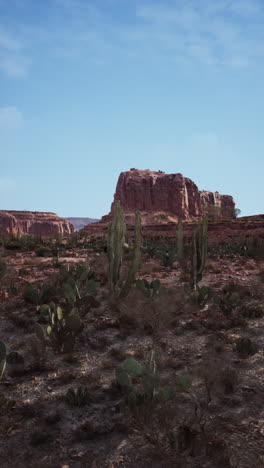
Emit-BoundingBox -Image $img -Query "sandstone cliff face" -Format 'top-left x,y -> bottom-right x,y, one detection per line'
0,211 -> 74,236
110,169 -> 235,221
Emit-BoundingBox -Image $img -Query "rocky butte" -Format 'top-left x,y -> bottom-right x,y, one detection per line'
0,211 -> 74,236
107,169 -> 235,222
82,169 -> 235,232
81,170 -> 264,243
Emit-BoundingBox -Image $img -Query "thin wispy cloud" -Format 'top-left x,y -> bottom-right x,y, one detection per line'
0,0 -> 264,77
0,106 -> 24,129
135,0 -> 264,67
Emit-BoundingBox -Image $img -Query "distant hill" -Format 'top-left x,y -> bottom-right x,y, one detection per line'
67,217 -> 99,231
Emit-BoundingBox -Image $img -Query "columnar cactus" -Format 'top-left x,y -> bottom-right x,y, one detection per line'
107,200 -> 126,295
177,219 -> 185,271
177,216 -> 208,290
107,201 -> 142,298
0,341 -> 7,383
191,216 -> 208,289
119,211 -> 142,298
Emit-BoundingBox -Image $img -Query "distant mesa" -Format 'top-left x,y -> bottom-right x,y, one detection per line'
81,168 -> 236,234
108,168 -> 235,221
67,217 -> 99,232
0,210 -> 74,236
80,169 -> 264,243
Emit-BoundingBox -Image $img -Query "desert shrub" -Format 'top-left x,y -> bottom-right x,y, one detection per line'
6,351 -> 25,376
65,386 -> 91,407
143,240 -> 177,267
240,301 -> 264,318
257,269 -> 264,283
212,281 -> 250,318
25,335 -> 47,371
23,282 -> 56,305
117,282 -> 182,344
208,242 -> 245,257
7,284 -> 19,296
3,235 -> 45,251
185,284 -> 214,307
0,258 -> 7,290
196,356 -> 238,406
4,240 -> 23,250
0,257 -> 7,279
219,367 -> 238,394
222,280 -> 252,299
34,246 -> 53,257
235,338 -> 258,358
155,244 -> 177,267
244,236 -> 264,259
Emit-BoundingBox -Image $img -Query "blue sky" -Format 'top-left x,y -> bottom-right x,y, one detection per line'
1,0 -> 263,219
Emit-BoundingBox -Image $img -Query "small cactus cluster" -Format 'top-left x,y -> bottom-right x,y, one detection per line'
58,264 -> 99,315
35,302 -> 82,353
65,386 -> 91,407
23,282 -> 56,305
0,341 -> 7,383
213,290 -> 241,317
136,278 -> 165,299
107,201 -> 142,298
116,352 -> 191,408
177,217 -> 208,290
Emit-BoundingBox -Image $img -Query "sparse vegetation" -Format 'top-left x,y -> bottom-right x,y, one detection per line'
0,227 -> 264,467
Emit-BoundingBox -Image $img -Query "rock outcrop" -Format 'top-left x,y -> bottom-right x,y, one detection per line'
109,169 -> 235,221
81,168 -> 240,241
0,211 -> 74,236
79,168 -> 264,244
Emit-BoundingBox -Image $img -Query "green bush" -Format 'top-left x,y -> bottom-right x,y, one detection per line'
34,246 -> 53,257
23,282 -> 56,305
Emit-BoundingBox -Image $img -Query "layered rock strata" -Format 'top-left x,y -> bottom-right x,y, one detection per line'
0,211 -> 74,236
109,169 -> 235,221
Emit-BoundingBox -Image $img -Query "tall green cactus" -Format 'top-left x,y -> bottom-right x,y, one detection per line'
119,211 -> 142,298
107,200 -> 126,295
107,201 -> 142,298
191,216 -> 208,289
177,216 -> 208,290
177,219 -> 186,272
0,341 -> 7,383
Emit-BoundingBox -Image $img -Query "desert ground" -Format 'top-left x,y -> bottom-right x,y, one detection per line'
1,233 -> 264,468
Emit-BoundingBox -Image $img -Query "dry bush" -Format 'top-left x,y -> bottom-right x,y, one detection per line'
89,253 -> 108,284
195,352 -> 239,406
117,286 -> 184,341
25,335 -> 48,371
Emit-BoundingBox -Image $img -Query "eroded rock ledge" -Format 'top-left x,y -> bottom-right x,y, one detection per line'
0,210 -> 74,236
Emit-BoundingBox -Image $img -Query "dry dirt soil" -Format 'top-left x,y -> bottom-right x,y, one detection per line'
1,247 -> 264,468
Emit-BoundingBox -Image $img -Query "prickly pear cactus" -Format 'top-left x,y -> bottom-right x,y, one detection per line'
42,303 -> 82,353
